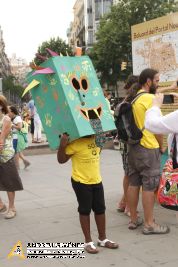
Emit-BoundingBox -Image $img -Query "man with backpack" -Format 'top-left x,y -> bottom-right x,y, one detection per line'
126,68 -> 170,234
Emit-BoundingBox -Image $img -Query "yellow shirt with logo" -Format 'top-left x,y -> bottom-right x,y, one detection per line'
65,137 -> 102,184
132,90 -> 159,149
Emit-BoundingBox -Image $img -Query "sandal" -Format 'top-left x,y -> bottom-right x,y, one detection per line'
97,239 -> 119,249
84,242 -> 99,254
125,209 -> 139,217
24,161 -> 31,169
4,209 -> 16,219
142,223 -> 170,235
117,202 -> 126,212
124,207 -> 131,217
0,204 -> 7,213
128,217 -> 143,230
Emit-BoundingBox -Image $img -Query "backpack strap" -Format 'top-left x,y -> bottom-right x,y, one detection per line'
131,91 -> 147,132
131,92 -> 147,105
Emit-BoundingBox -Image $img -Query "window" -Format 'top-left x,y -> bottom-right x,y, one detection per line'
95,0 -> 102,20
88,31 -> 93,45
103,0 -> 112,14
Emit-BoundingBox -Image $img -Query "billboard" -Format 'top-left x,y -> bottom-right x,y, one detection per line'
131,12 -> 178,84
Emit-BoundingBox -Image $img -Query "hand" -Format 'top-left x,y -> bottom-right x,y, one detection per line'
60,133 -> 69,148
170,92 -> 178,98
169,80 -> 178,90
152,93 -> 164,108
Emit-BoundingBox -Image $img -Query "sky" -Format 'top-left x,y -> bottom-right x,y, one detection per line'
0,0 -> 76,63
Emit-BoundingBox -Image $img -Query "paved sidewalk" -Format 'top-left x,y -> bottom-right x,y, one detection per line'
0,150 -> 178,267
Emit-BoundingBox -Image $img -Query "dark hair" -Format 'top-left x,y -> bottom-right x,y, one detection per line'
103,90 -> 111,98
0,95 -> 9,114
139,68 -> 158,86
9,106 -> 19,115
126,82 -> 140,102
124,75 -> 139,90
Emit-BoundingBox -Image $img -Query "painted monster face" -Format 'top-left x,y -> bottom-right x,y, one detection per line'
24,55 -> 116,149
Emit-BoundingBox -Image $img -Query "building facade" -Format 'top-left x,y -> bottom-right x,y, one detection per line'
9,53 -> 30,85
0,26 -> 11,79
85,0 -> 113,51
67,0 -> 113,52
67,0 -> 85,51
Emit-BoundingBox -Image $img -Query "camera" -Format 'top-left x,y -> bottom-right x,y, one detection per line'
163,95 -> 174,104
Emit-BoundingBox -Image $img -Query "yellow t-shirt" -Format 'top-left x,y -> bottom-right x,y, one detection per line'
132,90 -> 159,149
65,137 -> 102,184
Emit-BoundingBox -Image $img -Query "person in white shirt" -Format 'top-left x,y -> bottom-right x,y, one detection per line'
145,93 -> 178,162
34,105 -> 42,143
9,106 -> 30,170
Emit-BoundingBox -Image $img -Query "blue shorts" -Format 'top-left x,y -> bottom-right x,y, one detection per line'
13,139 -> 18,153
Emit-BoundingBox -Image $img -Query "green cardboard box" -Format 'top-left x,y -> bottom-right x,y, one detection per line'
24,55 -> 116,149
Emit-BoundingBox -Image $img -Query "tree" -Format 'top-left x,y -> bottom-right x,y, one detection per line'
34,37 -> 73,65
2,75 -> 24,102
90,0 -> 178,87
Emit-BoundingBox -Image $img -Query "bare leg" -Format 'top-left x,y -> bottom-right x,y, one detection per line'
123,175 -> 129,209
94,213 -> 106,241
14,153 -> 20,170
127,185 -> 140,222
118,175 -> 129,210
7,192 -> 15,210
0,197 -> 5,209
79,214 -> 92,243
142,191 -> 155,227
95,213 -> 118,248
19,152 -> 30,167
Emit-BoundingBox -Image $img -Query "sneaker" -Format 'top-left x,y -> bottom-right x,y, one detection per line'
128,217 -> 143,230
142,223 -> 170,235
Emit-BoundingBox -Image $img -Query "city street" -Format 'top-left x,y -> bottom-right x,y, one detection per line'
0,149 -> 178,267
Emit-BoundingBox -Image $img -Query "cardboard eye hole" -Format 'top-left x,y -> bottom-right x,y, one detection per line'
72,78 -> 80,90
81,78 -> 88,90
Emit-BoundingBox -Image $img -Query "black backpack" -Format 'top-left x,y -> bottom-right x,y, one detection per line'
115,92 -> 146,145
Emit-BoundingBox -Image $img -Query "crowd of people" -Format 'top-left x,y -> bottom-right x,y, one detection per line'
0,67 -> 178,253
57,68 -> 178,253
0,95 -> 43,219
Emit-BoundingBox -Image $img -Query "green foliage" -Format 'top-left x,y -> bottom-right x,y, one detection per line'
90,0 -> 178,86
2,75 -> 24,97
34,37 -> 73,65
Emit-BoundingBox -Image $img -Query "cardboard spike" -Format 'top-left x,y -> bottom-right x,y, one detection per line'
22,80 -> 40,97
46,48 -> 59,57
36,53 -> 48,61
75,47 -> 82,56
29,62 -> 45,70
32,67 -> 55,76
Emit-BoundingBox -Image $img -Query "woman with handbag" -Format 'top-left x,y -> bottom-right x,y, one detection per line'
0,95 -> 23,219
145,93 -> 178,211
8,106 -> 30,170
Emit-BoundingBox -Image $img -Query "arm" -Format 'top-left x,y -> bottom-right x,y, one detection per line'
155,134 -> 164,153
157,80 -> 178,93
57,134 -> 71,164
12,121 -> 22,131
0,116 -> 11,151
145,93 -> 178,134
